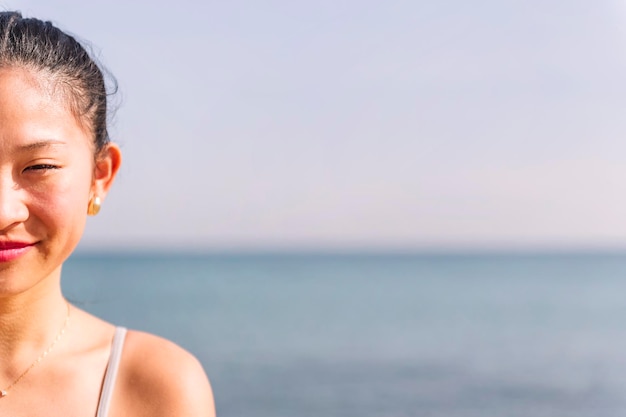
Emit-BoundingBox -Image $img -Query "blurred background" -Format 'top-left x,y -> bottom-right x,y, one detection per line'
8,0 -> 626,415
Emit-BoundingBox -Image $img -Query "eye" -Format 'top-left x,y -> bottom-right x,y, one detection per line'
24,164 -> 60,172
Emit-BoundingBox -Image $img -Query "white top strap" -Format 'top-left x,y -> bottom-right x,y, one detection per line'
96,327 -> 127,417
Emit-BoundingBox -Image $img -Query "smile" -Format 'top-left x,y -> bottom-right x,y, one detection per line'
0,242 -> 34,262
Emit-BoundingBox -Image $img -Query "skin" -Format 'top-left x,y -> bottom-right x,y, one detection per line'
0,67 -> 215,416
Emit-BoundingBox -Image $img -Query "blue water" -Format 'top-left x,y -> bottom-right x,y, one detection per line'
62,252 -> 626,416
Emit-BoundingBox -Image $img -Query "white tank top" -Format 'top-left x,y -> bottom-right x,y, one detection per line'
96,327 -> 127,417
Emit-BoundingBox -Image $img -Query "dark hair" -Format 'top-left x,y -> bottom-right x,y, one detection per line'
0,11 -> 112,154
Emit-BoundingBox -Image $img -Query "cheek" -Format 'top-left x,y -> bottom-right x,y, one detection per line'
27,172 -> 93,227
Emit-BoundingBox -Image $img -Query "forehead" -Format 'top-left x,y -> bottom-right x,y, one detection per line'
0,67 -> 68,114
0,67 -> 91,150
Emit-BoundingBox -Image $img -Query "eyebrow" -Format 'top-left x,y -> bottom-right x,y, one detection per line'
17,140 -> 67,151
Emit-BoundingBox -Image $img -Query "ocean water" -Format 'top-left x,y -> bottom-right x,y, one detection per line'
62,252 -> 626,417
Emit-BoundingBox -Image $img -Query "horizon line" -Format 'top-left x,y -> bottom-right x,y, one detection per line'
72,245 -> 626,257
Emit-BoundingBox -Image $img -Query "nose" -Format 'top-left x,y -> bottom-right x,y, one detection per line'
0,175 -> 28,232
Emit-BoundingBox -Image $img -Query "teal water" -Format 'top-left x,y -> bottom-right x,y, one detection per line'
62,253 -> 626,417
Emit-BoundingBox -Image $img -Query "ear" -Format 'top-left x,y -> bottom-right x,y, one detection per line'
91,143 -> 122,200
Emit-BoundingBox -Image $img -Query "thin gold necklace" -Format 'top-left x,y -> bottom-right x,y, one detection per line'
0,301 -> 71,397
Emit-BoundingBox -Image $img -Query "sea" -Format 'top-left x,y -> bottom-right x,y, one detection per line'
61,252 -> 626,417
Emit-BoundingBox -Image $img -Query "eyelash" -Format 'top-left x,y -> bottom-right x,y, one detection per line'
24,164 -> 60,172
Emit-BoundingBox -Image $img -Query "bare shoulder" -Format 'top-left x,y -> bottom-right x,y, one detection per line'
114,330 -> 215,417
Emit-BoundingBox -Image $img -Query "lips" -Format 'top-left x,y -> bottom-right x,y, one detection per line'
0,241 -> 35,262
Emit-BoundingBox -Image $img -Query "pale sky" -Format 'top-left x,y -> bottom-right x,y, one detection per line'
6,0 -> 626,251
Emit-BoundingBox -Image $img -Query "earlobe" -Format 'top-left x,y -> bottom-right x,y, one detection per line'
91,143 -> 122,203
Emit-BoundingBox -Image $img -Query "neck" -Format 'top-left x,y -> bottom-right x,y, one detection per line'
0,278 -> 68,359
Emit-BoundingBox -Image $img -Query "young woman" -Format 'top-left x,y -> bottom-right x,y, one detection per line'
0,11 -> 215,416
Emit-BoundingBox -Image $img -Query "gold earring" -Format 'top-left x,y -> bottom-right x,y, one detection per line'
87,196 -> 101,216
